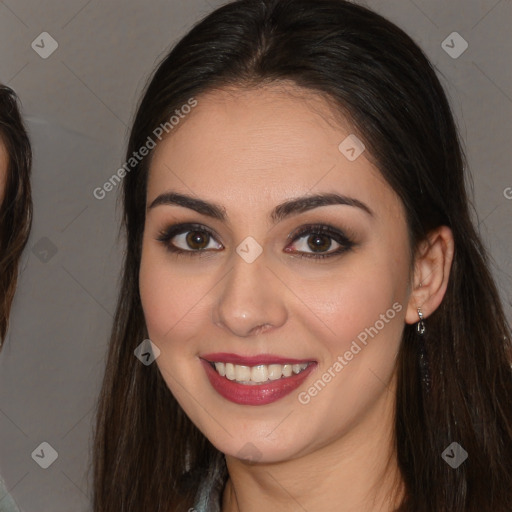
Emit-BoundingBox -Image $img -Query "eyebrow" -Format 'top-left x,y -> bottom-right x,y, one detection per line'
148,191 -> 374,223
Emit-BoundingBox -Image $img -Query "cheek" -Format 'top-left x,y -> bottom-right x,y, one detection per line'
139,247 -> 204,405
139,242 -> 216,364
306,264 -> 403,332
139,245 -> 189,344
291,239 -> 409,367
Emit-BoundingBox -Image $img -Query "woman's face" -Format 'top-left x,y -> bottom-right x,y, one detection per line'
140,84 -> 413,463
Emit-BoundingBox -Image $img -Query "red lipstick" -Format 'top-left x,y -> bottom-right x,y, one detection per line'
199,354 -> 317,406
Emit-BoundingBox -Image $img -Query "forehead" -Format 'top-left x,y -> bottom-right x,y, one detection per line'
147,84 -> 399,218
152,84 -> 351,173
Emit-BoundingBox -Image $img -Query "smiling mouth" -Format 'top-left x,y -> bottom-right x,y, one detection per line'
200,355 -> 317,405
207,361 -> 313,385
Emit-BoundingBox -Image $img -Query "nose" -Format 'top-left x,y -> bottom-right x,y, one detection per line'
212,253 -> 288,338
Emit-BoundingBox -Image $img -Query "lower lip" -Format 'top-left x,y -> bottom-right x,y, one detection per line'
200,359 -> 316,406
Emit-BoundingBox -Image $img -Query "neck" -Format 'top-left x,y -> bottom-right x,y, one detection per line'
221,377 -> 404,512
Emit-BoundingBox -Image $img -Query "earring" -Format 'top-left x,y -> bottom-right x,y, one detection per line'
416,307 -> 426,335
416,306 -> 431,393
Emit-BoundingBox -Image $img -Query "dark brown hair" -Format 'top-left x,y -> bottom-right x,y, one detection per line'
93,1 -> 512,510
0,84 -> 32,347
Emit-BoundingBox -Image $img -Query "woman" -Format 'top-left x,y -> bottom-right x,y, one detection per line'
0,85 -> 32,511
93,1 -> 512,511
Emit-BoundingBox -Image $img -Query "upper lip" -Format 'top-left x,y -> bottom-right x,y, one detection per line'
200,352 -> 316,366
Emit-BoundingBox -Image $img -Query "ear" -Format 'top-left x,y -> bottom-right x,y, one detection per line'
405,225 -> 455,325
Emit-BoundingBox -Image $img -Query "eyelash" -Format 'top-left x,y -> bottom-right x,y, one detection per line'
155,222 -> 356,260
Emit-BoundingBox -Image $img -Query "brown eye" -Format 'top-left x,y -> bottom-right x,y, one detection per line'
156,223 -> 223,255
286,224 -> 355,259
185,230 -> 210,250
306,234 -> 332,252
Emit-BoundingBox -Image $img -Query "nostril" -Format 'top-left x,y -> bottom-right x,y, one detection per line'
249,323 -> 272,336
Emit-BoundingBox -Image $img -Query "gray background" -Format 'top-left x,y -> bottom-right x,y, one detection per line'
0,1 -> 510,511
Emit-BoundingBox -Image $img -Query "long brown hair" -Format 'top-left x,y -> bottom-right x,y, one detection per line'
0,84 -> 32,347
93,1 -> 512,510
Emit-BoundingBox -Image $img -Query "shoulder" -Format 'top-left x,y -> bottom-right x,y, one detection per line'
0,475 -> 21,512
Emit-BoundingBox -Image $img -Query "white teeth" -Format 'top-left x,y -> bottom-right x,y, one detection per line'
251,365 -> 268,383
282,364 -> 293,377
225,363 -> 236,380
215,362 -> 226,377
267,364 -> 282,380
212,361 -> 309,384
235,365 -> 251,382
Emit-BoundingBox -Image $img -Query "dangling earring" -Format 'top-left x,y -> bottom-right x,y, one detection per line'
416,306 -> 431,393
416,307 -> 426,335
